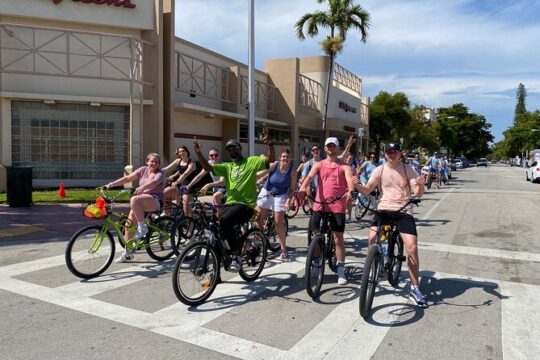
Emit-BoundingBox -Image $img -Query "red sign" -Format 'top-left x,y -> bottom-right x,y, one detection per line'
52,0 -> 136,9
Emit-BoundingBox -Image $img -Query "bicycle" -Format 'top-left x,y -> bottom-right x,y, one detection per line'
358,198 -> 421,319
65,189 -> 175,279
352,189 -> 378,221
304,193 -> 347,298
171,203 -> 267,306
260,209 -> 289,252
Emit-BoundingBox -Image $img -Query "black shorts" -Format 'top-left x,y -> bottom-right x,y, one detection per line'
370,212 -> 417,236
312,211 -> 346,233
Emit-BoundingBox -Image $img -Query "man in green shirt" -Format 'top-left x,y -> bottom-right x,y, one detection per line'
194,135 -> 274,271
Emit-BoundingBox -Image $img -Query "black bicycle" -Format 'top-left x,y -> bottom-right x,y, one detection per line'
171,203 -> 267,306
358,198 -> 421,319
304,193 -> 347,298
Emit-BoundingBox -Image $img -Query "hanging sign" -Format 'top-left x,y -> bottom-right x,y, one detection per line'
52,0 -> 136,9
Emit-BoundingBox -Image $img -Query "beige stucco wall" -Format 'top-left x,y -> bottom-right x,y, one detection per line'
0,0 -> 155,30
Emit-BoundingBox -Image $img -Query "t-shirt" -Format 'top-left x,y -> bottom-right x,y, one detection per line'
366,163 -> 419,215
132,166 -> 165,202
212,156 -> 267,208
360,161 -> 377,184
427,156 -> 439,170
302,159 -> 319,188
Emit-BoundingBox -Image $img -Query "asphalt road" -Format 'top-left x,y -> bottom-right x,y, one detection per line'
1,164 -> 539,359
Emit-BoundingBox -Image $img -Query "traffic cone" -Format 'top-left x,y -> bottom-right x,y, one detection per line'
58,182 -> 66,198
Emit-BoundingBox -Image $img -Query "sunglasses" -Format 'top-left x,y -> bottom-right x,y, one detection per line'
209,153 -> 219,157
311,148 -> 319,152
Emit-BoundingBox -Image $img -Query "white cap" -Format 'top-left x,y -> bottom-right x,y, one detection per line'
324,137 -> 339,146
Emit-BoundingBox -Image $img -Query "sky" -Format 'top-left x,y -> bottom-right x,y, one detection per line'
174,0 -> 540,142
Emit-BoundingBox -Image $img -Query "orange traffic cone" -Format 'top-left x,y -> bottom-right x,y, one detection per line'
58,182 -> 66,198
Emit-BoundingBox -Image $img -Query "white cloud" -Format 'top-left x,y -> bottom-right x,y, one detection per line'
174,0 -> 540,140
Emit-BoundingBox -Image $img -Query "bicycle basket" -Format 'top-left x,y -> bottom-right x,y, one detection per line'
83,204 -> 108,219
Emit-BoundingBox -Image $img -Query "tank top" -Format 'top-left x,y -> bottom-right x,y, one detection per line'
177,159 -> 197,186
313,159 -> 348,214
264,162 -> 292,195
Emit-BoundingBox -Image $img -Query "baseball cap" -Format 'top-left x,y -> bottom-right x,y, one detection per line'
225,139 -> 242,150
324,137 -> 339,146
384,142 -> 401,152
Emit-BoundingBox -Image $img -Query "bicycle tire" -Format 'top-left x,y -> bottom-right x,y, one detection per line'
305,234 -> 325,298
239,229 -> 267,282
426,175 -> 432,190
264,212 -> 280,252
302,198 -> 313,214
146,216 -> 175,261
355,194 -> 370,220
326,230 -> 338,273
171,216 -> 196,256
387,235 -> 404,287
285,195 -> 300,219
65,225 -> 115,279
172,242 -> 219,306
359,244 -> 382,319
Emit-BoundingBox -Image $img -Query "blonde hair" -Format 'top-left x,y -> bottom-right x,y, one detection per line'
146,153 -> 161,165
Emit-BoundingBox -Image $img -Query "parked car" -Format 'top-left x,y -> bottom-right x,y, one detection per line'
453,159 -> 463,169
526,160 -> 540,183
450,159 -> 457,171
458,156 -> 469,168
477,158 -> 488,167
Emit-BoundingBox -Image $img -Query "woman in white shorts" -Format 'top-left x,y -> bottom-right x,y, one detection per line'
256,149 -> 297,260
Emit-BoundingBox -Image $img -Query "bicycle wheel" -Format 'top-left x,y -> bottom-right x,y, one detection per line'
355,194 -> 370,220
171,216 -> 196,256
302,197 -> 313,214
305,234 -> 325,298
285,195 -> 300,219
65,225 -> 115,279
264,213 -> 280,252
387,235 -> 405,287
239,229 -> 267,282
172,242 -> 219,306
359,245 -> 382,319
326,230 -> 338,273
146,216 -> 175,261
426,175 -> 432,189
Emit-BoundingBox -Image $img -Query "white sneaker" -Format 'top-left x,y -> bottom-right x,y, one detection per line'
115,249 -> 134,263
229,256 -> 242,272
133,225 -> 148,240
337,264 -> 348,285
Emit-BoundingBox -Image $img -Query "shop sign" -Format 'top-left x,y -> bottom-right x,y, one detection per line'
338,101 -> 357,113
52,0 -> 136,9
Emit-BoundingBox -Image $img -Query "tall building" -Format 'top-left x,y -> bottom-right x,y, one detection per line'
0,0 -> 368,190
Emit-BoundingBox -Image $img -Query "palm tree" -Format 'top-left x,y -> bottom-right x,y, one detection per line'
295,0 -> 370,139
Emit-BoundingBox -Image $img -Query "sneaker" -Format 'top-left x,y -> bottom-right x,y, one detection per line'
279,251 -> 290,262
133,225 -> 148,240
409,287 -> 428,308
229,256 -> 242,273
115,249 -> 134,263
337,264 -> 348,285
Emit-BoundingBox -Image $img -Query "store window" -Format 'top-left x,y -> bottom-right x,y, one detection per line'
239,124 -> 291,144
11,101 -> 129,181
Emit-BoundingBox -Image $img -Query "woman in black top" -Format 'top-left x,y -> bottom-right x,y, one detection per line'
163,146 -> 196,216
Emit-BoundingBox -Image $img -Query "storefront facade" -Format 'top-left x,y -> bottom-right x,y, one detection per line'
0,0 -> 368,191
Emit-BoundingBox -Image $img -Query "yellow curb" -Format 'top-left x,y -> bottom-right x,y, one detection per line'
0,225 -> 44,238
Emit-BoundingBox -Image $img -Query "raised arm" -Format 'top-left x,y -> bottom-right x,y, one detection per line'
262,126 -> 275,165
338,135 -> 356,160
193,137 -> 212,173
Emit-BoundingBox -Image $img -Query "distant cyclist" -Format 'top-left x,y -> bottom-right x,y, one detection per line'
425,152 -> 440,189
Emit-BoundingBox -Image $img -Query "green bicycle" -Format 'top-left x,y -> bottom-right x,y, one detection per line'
65,189 -> 176,279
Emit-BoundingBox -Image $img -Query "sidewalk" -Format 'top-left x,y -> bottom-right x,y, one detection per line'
0,203 -> 130,243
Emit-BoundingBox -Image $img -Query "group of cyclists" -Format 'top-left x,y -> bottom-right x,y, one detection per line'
103,133 -> 429,308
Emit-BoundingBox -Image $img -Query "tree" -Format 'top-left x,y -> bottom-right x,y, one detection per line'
437,104 -> 494,159
295,0 -> 370,139
514,83 -> 527,124
369,91 -> 412,156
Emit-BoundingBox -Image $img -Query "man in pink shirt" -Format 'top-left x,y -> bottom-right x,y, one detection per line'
300,137 -> 355,285
354,142 -> 427,307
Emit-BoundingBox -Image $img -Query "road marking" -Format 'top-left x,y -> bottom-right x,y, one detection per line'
1,253 -> 539,359
0,224 -> 43,238
418,188 -> 455,223
418,242 -> 540,263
